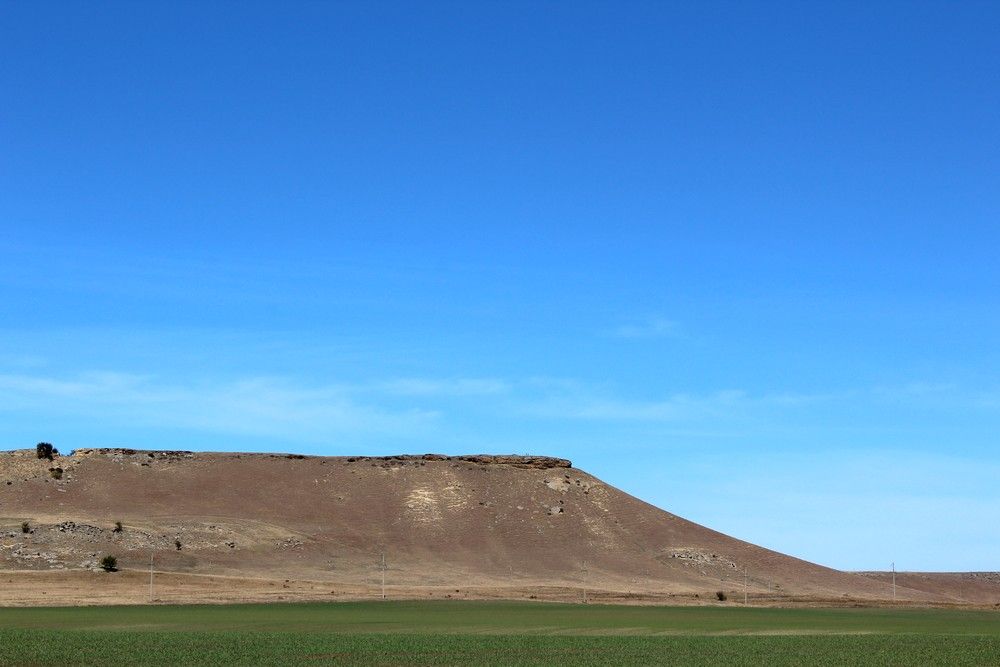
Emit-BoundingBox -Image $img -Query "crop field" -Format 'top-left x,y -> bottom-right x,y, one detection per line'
0,601 -> 998,665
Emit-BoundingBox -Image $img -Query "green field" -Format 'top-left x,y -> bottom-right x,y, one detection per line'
0,601 -> 998,665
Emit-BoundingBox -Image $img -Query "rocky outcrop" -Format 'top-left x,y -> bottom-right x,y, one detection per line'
344,454 -> 572,469
3,448 -> 571,469
72,448 -> 194,460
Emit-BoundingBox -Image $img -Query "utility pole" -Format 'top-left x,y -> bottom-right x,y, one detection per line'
380,552 -> 386,600
892,562 -> 896,603
148,551 -> 154,604
744,567 -> 748,606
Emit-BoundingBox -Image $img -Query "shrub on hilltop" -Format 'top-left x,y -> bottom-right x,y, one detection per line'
100,555 -> 118,572
36,442 -> 57,461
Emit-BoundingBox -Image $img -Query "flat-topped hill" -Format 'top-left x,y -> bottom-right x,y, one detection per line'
1,448 -> 995,606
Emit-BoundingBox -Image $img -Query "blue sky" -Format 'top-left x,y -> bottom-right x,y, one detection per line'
2,1 -> 999,571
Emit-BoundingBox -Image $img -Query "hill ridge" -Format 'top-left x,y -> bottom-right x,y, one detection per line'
2,447 -> 996,606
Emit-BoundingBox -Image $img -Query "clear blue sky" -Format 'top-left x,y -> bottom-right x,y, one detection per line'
2,1 -> 998,571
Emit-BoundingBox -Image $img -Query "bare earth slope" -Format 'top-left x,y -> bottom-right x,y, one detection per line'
1,448 -> 994,606
856,571 -> 1000,605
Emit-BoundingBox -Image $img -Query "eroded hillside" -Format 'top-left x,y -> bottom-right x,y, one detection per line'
1,448 -> 989,606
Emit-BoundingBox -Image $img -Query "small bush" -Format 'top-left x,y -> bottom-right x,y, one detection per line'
112,521 -> 123,533
36,442 -> 55,461
49,467 -> 63,480
175,539 -> 182,550
21,521 -> 30,534
100,555 -> 118,572
716,591 -> 727,601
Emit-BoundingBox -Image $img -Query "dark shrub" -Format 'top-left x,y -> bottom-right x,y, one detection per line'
100,555 -> 118,572
112,521 -> 123,533
21,521 -> 30,534
49,467 -> 63,480
716,591 -> 727,601
36,443 -> 55,461
175,539 -> 182,550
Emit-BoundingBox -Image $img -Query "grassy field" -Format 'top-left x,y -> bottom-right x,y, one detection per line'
0,601 -> 998,665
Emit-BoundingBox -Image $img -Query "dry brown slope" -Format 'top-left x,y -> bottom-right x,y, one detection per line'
857,571 -> 1000,605
0,448 -> 964,605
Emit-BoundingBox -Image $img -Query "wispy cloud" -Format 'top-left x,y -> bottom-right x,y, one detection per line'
2,369 -> 991,449
525,389 -> 748,421
973,392 -> 1000,409
0,371 -> 788,443
372,378 -> 510,397
609,317 -> 679,339
0,354 -> 48,369
0,372 -> 438,443
870,382 -> 1000,412
519,385 -> 843,423
872,382 -> 958,399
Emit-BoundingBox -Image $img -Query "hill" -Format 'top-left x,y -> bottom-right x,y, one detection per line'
1,448 -> 995,606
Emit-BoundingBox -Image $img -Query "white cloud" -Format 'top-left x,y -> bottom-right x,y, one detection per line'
525,390 -> 748,421
0,354 -> 48,369
3,369 -> 990,449
519,383 -> 841,423
372,377 -> 510,396
0,372 -> 437,443
975,393 -> 1000,409
610,317 -> 679,339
